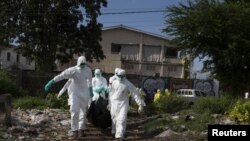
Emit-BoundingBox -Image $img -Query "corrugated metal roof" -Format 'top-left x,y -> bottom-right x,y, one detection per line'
102,24 -> 172,41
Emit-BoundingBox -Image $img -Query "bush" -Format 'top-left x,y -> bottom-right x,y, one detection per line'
0,70 -> 26,97
192,95 -> 236,114
45,93 -> 69,109
13,96 -> 47,109
153,95 -> 186,113
228,100 -> 250,122
13,93 -> 69,110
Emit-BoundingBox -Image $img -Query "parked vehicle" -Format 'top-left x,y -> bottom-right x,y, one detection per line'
176,89 -> 206,105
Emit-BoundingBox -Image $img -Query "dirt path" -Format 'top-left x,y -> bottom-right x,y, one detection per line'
80,113 -> 152,141
73,112 -> 153,141
5,109 -> 156,141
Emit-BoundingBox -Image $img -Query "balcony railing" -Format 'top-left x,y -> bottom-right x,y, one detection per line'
162,58 -> 182,64
142,57 -> 161,62
121,55 -> 182,64
121,55 -> 139,61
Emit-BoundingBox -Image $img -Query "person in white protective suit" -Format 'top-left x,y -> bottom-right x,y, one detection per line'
109,69 -> 146,140
57,79 -> 71,99
57,79 -> 87,107
92,69 -> 108,101
109,68 -> 120,86
106,68 -> 120,111
44,56 -> 93,140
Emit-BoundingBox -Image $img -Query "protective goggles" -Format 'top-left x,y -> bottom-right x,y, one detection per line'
80,63 -> 85,66
117,75 -> 125,78
95,73 -> 101,76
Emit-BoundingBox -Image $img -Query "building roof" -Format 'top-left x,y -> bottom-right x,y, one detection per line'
102,24 -> 172,41
0,45 -> 15,48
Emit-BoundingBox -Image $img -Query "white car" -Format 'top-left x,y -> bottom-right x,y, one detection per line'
176,89 -> 206,104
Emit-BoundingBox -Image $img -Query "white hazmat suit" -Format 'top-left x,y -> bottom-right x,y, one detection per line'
107,68 -> 120,111
57,79 -> 71,101
109,69 -> 145,139
57,79 -> 88,107
92,69 -> 108,101
45,56 -> 92,133
108,67 -> 120,99
109,68 -> 120,86
245,92 -> 249,99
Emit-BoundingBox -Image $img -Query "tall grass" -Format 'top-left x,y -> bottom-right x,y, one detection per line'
13,93 -> 69,110
192,95 -> 236,114
13,96 -> 47,109
154,95 -> 187,113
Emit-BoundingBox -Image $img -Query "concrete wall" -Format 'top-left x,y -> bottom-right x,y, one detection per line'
0,47 -> 35,70
8,70 -> 218,99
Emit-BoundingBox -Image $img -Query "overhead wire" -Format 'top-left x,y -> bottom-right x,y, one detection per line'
101,10 -> 165,15
98,9 -> 166,30
1,8 -> 167,31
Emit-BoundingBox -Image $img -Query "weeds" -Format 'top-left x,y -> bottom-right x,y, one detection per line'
13,96 -> 47,109
192,96 -> 236,114
227,99 -> 250,122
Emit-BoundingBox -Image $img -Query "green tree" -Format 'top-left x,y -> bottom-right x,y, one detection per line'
0,0 -> 107,71
182,57 -> 192,79
164,0 -> 250,95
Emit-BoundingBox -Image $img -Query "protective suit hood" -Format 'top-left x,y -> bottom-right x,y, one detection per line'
95,69 -> 101,75
117,69 -> 125,76
117,69 -> 126,81
115,68 -> 120,75
77,56 -> 86,66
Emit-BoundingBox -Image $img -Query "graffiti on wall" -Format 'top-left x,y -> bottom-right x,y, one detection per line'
193,79 -> 215,96
142,77 -> 166,95
170,78 -> 192,92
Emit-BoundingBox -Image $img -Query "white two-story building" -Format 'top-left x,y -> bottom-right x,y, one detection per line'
0,46 -> 35,70
1,25 -> 184,78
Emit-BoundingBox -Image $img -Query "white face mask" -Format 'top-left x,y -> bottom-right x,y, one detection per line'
117,77 -> 122,81
95,73 -> 101,78
79,63 -> 85,69
117,75 -> 125,81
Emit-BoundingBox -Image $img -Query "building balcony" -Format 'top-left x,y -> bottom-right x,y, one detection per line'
162,58 -> 182,64
121,55 -> 139,62
121,55 -> 182,65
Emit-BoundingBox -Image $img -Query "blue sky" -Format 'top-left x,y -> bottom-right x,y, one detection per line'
98,0 -> 184,36
98,0 -> 206,78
